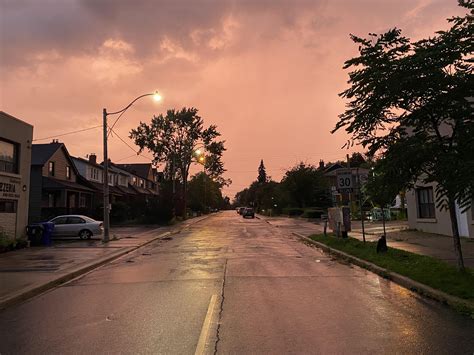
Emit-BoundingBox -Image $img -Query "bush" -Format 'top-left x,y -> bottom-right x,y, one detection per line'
0,231 -> 27,253
110,201 -> 131,224
302,209 -> 324,218
283,208 -> 304,216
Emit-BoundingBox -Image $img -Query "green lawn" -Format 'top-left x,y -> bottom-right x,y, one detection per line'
310,234 -> 474,301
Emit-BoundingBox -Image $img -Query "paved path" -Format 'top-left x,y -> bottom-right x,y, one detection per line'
0,211 -> 472,354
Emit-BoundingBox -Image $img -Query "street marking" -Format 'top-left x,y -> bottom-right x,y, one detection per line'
195,294 -> 218,355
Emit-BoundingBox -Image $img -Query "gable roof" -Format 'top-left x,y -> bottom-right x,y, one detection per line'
115,163 -> 152,179
31,142 -> 80,175
31,143 -> 63,166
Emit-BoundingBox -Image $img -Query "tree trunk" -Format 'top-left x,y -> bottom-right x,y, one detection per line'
448,198 -> 465,271
182,178 -> 187,220
381,206 -> 386,236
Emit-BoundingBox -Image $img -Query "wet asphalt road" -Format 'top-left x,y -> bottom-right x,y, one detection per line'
0,211 -> 473,354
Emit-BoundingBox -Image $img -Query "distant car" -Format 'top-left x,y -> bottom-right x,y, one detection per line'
48,215 -> 103,239
238,207 -> 246,215
242,208 -> 255,219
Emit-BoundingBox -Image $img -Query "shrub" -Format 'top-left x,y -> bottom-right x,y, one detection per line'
303,209 -> 324,218
283,208 -> 304,216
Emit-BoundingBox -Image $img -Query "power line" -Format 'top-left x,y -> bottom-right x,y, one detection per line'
114,153 -> 140,163
33,125 -> 102,142
109,128 -> 155,162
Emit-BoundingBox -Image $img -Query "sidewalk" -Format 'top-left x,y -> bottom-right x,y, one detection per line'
258,215 -> 474,269
351,229 -> 474,268
0,215 -> 210,310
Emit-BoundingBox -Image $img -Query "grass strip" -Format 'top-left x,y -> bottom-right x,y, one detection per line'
311,234 -> 474,300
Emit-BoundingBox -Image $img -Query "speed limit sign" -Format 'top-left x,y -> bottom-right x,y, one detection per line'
337,171 -> 353,192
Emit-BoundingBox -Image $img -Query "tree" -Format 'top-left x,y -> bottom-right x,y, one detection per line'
332,1 -> 473,270
257,159 -> 268,183
280,162 -> 332,209
348,152 -> 366,168
130,107 -> 226,219
364,157 -> 406,236
188,171 -> 223,213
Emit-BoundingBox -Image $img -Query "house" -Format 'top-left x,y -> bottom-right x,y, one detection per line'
0,111 -> 33,240
115,163 -> 160,196
322,162 -> 369,207
72,154 -> 125,206
29,141 -> 95,222
406,183 -> 473,237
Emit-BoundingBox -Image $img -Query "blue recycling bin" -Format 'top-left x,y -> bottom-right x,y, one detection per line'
41,222 -> 55,246
26,224 -> 44,246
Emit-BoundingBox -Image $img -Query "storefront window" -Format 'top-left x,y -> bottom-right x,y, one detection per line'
0,199 -> 17,213
0,139 -> 18,174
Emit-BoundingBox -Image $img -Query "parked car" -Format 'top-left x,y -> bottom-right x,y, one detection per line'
48,215 -> 103,239
238,207 -> 246,215
242,207 -> 255,219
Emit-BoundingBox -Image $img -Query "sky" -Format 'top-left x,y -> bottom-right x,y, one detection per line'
0,0 -> 466,198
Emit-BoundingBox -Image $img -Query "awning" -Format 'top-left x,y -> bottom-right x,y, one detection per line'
88,181 -> 124,196
42,177 -> 95,193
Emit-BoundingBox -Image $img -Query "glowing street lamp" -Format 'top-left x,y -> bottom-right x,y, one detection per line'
102,91 -> 161,242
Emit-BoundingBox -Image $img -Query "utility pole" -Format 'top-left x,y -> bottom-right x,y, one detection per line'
102,108 -> 110,243
357,167 -> 366,243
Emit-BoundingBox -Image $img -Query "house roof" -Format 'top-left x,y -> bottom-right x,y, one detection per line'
31,143 -> 63,165
32,142 -> 81,176
72,156 -> 103,170
115,163 -> 152,179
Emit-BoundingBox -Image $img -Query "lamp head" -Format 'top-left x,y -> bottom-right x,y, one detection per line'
153,91 -> 162,102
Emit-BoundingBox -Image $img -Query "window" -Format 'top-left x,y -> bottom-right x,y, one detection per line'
48,161 -> 55,176
48,193 -> 56,207
51,216 -> 67,224
67,216 -> 85,224
0,199 -> 16,213
80,195 -> 86,208
66,166 -> 71,179
417,187 -> 435,219
133,177 -> 137,185
0,139 -> 18,174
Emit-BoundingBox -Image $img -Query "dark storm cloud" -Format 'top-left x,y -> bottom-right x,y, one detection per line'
0,0 -> 326,67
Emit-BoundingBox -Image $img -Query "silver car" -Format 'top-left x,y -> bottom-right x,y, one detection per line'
49,215 -> 103,239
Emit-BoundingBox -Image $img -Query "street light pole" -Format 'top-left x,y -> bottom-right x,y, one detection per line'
103,108 -> 110,242
102,91 -> 161,243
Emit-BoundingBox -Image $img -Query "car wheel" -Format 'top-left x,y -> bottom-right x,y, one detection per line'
79,230 -> 92,240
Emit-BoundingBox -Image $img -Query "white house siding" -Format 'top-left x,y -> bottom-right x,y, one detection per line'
407,182 -> 473,238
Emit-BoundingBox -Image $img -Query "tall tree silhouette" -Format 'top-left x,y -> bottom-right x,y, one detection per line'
257,159 -> 267,184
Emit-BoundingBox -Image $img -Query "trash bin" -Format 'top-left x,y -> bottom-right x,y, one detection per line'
41,222 -> 54,246
26,224 -> 44,246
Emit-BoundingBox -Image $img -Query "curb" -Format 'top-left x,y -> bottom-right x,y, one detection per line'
255,214 -> 272,225
292,232 -> 474,317
0,229 -> 179,311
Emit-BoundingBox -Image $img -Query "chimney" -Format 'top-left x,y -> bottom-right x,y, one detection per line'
319,159 -> 325,170
89,153 -> 97,164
